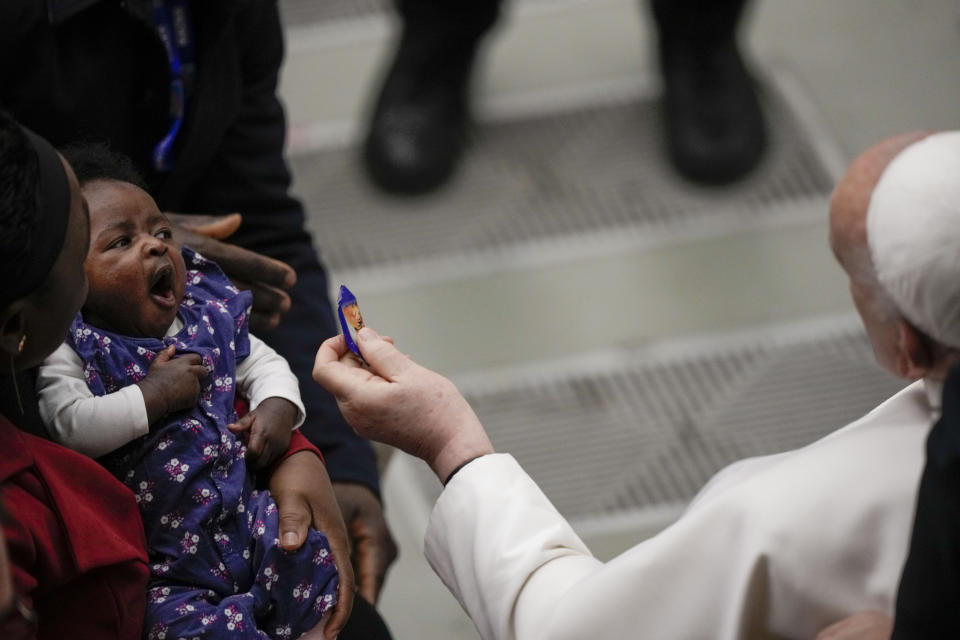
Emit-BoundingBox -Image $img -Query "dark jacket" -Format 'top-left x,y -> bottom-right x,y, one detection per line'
892,366 -> 960,638
0,0 -> 378,491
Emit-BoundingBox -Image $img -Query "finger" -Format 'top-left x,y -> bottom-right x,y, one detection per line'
168,220 -> 212,256
353,536 -> 381,605
312,336 -> 349,385
312,337 -> 370,398
231,279 -> 292,315
253,435 -> 281,471
175,352 -> 203,365
334,484 -> 396,605
194,237 -> 296,290
357,327 -> 413,381
315,335 -> 349,365
324,530 -> 355,640
316,516 -> 354,638
815,620 -> 854,640
174,212 -> 243,239
227,412 -> 255,434
232,277 -> 290,333
814,627 -> 839,640
153,344 -> 175,363
247,421 -> 266,462
325,585 -> 353,640
248,310 -> 282,333
351,520 -> 396,604
275,498 -> 310,552
188,365 -> 211,381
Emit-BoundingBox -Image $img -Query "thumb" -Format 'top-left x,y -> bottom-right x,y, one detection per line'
276,498 -> 311,552
357,327 -> 412,381
179,213 -> 242,240
227,412 -> 255,434
155,344 -> 176,363
246,420 -> 267,462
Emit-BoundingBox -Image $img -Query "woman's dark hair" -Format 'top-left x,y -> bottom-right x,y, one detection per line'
61,142 -> 147,190
0,111 -> 41,288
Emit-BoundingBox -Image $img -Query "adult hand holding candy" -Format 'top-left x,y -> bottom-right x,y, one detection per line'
313,328 -> 493,485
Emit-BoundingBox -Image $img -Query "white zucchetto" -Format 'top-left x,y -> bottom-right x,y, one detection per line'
867,131 -> 960,348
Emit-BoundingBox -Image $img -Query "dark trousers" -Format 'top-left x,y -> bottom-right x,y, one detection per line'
341,596 -> 395,640
395,0 -> 750,54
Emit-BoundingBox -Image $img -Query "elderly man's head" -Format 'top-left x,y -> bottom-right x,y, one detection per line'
830,131 -> 960,381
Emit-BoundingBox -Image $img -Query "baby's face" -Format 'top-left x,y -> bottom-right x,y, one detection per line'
81,179 -> 186,338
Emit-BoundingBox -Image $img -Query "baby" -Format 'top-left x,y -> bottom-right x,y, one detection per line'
36,146 -> 338,640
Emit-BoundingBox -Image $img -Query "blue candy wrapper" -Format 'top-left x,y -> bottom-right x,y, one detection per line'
337,284 -> 366,360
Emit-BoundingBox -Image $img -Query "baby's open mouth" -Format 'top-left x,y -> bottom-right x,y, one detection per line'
149,264 -> 177,307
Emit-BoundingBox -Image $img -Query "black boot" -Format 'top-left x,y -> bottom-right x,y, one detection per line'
658,37 -> 766,185
362,30 -> 480,195
651,0 -> 765,185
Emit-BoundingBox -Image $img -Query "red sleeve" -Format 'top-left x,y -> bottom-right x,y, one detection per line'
2,506 -> 39,613
282,430 -> 324,465
256,431 -> 324,488
2,480 -> 57,611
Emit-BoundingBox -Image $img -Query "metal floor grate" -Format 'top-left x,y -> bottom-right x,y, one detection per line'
278,0 -> 568,27
279,0 -> 389,26
409,320 -> 907,522
292,82 -> 836,279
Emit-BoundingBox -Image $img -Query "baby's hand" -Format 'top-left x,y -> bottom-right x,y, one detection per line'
227,397 -> 296,469
138,345 -> 209,424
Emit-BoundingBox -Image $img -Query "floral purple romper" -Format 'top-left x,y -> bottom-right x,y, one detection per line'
68,248 -> 338,640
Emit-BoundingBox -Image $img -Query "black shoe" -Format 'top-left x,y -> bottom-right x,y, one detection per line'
659,38 -> 766,185
362,34 -> 477,195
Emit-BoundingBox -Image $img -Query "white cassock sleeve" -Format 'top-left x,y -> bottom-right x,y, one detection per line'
236,333 -> 306,429
37,341 -> 149,458
424,383 -> 930,640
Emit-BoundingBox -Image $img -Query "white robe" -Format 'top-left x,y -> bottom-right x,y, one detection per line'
424,380 -> 934,640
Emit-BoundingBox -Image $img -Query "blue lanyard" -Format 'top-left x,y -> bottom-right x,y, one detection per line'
149,0 -> 197,172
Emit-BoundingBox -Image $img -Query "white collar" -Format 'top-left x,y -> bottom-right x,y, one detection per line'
165,314 -> 184,338
923,377 -> 943,420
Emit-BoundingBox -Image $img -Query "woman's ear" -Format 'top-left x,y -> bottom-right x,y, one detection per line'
0,301 -> 27,359
895,320 -> 934,379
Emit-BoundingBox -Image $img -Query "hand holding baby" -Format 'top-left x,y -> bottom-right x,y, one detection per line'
228,397 -> 297,469
166,212 -> 296,333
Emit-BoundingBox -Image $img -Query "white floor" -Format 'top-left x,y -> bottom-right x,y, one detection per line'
278,2 -> 960,637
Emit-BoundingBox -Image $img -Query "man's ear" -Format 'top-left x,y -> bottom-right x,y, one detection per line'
0,301 -> 27,360
895,320 -> 934,379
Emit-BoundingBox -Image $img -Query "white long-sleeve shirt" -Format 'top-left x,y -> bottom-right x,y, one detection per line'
37,315 -> 305,458
425,380 -> 931,640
